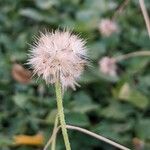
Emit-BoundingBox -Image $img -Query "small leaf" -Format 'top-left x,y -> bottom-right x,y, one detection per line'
0,135 -> 12,147
70,100 -> 98,113
35,0 -> 58,10
12,94 -> 28,108
45,109 -> 57,124
74,91 -> 92,103
118,83 -> 130,100
88,42 -> 106,60
135,119 -> 150,140
93,121 -> 132,144
100,102 -> 134,120
118,83 -> 149,109
66,112 -> 89,127
19,8 -> 44,21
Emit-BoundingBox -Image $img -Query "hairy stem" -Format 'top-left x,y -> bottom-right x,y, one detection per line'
55,80 -> 71,150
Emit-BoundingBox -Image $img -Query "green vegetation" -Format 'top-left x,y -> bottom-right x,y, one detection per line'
0,0 -> 150,150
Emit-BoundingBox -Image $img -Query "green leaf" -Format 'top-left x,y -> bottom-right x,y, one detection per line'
93,121 -> 132,144
66,112 -> 89,127
35,0 -> 59,10
12,94 -> 28,108
19,8 -> 44,21
135,119 -> 150,140
118,83 -> 149,109
70,100 -> 98,114
0,135 -> 12,147
88,42 -> 106,60
45,109 -> 57,124
76,10 -> 99,31
79,69 -> 99,84
126,57 -> 149,74
100,102 -> 134,120
84,0 -> 117,13
74,91 -> 92,103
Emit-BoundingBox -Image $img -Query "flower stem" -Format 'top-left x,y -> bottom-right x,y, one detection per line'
43,115 -> 59,150
139,0 -> 150,38
55,80 -> 71,150
47,125 -> 130,150
115,50 -> 150,62
66,125 -> 130,150
112,0 -> 130,20
51,115 -> 59,150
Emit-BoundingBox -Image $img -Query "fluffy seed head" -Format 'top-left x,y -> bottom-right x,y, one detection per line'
99,57 -> 117,77
28,30 -> 88,90
99,19 -> 119,37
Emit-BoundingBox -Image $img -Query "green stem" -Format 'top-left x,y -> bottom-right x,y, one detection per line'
51,115 -> 59,150
43,115 -> 59,150
55,80 -> 71,150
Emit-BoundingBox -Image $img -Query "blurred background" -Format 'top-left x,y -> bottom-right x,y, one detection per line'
0,0 -> 150,150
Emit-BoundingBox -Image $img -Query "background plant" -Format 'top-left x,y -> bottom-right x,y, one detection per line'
0,0 -> 150,150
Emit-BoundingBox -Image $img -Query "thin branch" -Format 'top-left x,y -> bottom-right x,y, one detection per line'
51,115 -> 59,150
45,124 -> 131,150
43,131 -> 54,150
139,0 -> 150,38
115,50 -> 150,62
112,0 -> 130,20
43,115 -> 59,150
67,125 -> 131,150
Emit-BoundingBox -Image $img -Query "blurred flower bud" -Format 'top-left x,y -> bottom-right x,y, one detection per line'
133,138 -> 144,150
12,63 -> 32,84
99,57 -> 117,77
99,19 -> 119,37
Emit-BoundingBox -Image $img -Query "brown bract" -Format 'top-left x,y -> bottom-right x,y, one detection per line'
12,64 -> 32,84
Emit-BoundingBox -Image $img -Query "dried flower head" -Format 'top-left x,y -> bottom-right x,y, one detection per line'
28,30 -> 88,90
133,138 -> 144,150
12,63 -> 31,84
99,19 -> 119,37
99,57 -> 117,77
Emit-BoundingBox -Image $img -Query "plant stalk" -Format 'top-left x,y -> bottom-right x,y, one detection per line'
47,125 -> 130,150
115,50 -> 150,62
43,115 -> 59,150
139,0 -> 150,38
55,80 -> 71,150
51,115 -> 59,150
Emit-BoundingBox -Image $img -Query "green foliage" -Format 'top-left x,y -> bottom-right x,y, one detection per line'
0,0 -> 150,150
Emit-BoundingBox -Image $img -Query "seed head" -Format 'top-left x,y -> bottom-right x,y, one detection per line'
28,30 -> 88,90
99,19 -> 119,37
99,57 -> 117,77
